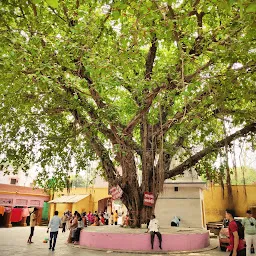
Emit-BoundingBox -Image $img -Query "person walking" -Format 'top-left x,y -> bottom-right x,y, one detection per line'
146,214 -> 162,250
242,210 -> 256,256
27,207 -> 38,244
226,209 -> 246,256
114,210 -> 118,225
47,211 -> 61,251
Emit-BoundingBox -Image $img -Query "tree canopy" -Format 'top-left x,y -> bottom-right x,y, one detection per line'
0,0 -> 256,222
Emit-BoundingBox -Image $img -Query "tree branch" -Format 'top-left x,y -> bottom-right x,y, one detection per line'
70,109 -> 121,185
154,90 -> 212,137
77,61 -> 106,109
184,60 -> 212,83
123,84 -> 166,135
145,34 -> 157,80
165,123 -> 256,179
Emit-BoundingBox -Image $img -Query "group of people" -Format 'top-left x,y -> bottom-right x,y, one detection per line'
63,209 -> 126,227
225,209 -> 256,256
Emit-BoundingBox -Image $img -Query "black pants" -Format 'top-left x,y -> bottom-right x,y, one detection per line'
30,227 -> 35,237
74,228 -> 81,242
49,231 -> 58,249
115,221 -> 117,225
150,231 -> 162,249
28,227 -> 35,242
171,221 -> 178,226
229,248 -> 246,256
105,219 -> 109,225
62,223 -> 66,233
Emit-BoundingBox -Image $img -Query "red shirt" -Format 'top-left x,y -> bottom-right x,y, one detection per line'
228,220 -> 245,251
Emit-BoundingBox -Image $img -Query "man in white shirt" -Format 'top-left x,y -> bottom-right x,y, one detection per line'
242,210 -> 256,256
147,214 -> 162,250
47,211 -> 61,251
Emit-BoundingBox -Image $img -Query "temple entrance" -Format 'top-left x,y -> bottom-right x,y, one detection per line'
98,197 -> 111,213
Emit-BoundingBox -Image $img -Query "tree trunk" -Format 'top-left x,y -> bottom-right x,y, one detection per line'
119,145 -> 156,227
122,186 -> 155,228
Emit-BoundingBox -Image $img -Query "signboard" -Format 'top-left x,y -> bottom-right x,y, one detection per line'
109,185 -> 123,200
0,198 -> 13,205
144,192 -> 154,207
16,199 -> 28,206
30,200 -> 40,206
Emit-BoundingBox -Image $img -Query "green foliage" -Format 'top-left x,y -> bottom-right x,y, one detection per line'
230,167 -> 256,185
0,0 -> 255,192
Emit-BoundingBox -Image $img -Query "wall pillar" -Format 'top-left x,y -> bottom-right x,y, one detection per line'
37,207 -> 43,226
20,216 -> 27,226
5,212 -> 12,228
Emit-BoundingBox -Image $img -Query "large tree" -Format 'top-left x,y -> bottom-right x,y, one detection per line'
0,0 -> 256,225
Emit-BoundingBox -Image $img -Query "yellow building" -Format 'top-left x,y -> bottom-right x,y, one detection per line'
49,187 -> 111,218
204,184 -> 256,223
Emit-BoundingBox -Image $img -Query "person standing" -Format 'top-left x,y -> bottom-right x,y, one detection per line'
113,210 -> 118,225
242,210 -> 256,256
104,211 -> 109,225
47,211 -> 61,251
226,209 -> 246,256
68,212 -> 78,243
27,207 -> 38,244
147,214 -> 162,250
109,212 -> 114,225
73,213 -> 84,245
61,212 -> 67,233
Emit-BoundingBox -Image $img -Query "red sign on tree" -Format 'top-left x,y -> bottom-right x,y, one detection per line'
143,192 -> 154,207
110,185 -> 123,200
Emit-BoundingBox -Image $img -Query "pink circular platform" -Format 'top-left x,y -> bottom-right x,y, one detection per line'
79,226 -> 210,252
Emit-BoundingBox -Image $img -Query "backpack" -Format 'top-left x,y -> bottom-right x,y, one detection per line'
235,220 -> 244,240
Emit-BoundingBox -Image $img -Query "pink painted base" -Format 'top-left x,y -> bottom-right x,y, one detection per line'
79,228 -> 210,252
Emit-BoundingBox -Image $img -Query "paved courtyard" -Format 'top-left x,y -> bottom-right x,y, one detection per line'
0,226 -> 229,256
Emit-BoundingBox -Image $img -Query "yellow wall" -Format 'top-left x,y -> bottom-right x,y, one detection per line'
204,184 -> 256,223
72,195 -> 92,214
59,187 -> 110,212
55,203 -> 72,218
49,187 -> 110,219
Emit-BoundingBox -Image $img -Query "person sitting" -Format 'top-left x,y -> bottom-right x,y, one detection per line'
100,214 -> 105,225
92,216 -> 100,226
146,214 -> 162,250
171,216 -> 180,227
124,214 -> 130,227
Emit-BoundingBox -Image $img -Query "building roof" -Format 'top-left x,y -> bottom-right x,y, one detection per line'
48,194 -> 89,204
0,184 -> 48,197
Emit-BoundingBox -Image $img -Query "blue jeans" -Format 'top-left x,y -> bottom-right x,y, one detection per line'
49,231 -> 58,249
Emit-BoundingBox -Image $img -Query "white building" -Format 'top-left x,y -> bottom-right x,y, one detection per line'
155,170 -> 207,228
0,169 -> 35,187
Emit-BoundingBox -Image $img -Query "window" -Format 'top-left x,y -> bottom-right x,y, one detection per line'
10,178 -> 17,185
174,187 -> 179,192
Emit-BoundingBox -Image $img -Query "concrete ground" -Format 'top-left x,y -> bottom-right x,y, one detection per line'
0,226 -> 230,256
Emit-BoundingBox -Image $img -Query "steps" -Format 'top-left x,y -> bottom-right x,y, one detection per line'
41,220 -> 49,226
